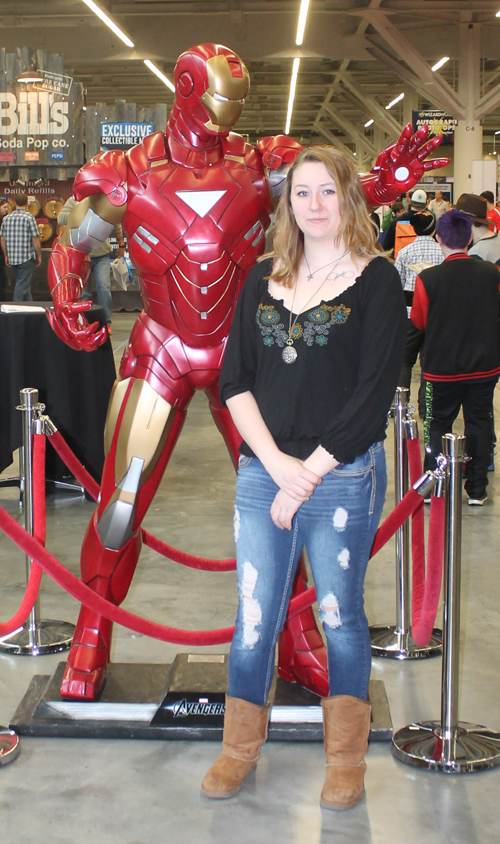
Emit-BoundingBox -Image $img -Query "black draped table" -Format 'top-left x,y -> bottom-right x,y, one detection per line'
0,304 -> 116,482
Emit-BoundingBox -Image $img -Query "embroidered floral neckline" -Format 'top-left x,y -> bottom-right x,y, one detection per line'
256,302 -> 351,350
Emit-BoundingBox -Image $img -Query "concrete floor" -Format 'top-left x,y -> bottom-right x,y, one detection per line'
1,313 -> 500,844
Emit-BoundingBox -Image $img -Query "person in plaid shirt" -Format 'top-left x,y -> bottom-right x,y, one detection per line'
0,193 -> 41,301
395,211 -> 444,313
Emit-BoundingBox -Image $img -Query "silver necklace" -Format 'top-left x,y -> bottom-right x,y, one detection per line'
282,250 -> 349,365
304,249 -> 349,281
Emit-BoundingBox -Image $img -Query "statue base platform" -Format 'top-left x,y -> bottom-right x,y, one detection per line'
10,654 -> 392,742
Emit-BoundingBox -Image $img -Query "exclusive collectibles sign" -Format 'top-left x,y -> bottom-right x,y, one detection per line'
100,122 -> 154,151
0,68 -> 83,166
412,110 -> 458,146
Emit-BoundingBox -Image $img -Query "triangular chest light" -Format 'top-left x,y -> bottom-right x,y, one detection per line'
175,190 -> 227,218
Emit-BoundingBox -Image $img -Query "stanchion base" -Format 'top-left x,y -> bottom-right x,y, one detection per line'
370,624 -> 442,659
0,620 -> 74,655
392,721 -> 500,773
0,727 -> 20,766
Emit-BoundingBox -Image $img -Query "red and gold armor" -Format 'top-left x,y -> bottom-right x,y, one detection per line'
47,43 -> 448,701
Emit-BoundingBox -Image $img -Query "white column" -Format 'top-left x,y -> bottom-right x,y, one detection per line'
454,23 -> 483,199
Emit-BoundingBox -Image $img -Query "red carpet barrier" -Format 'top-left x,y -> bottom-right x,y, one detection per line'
412,496 -> 445,647
0,427 -> 434,643
50,430 -> 238,572
406,438 -> 445,647
0,505 -> 236,646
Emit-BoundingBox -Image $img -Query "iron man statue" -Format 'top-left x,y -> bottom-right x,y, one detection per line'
47,43 -> 448,701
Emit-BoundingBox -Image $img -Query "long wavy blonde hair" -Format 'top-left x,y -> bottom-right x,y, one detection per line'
262,145 -> 382,287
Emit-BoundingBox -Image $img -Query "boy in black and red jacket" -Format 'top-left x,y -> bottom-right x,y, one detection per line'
411,198 -> 500,505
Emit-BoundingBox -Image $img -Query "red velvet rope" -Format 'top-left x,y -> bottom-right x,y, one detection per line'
412,496 -> 445,647
49,427 -> 428,622
0,504 -> 236,645
49,430 -> 100,501
49,430 -> 237,571
408,438 -> 426,626
143,531 -> 236,572
0,434 -> 46,637
0,427 -> 431,642
33,433 -> 47,547
406,437 -> 446,647
369,487 -> 423,558
287,487 -> 426,620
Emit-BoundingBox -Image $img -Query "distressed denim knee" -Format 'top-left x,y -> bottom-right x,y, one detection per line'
228,457 -> 301,705
227,445 -> 387,705
300,442 -> 387,699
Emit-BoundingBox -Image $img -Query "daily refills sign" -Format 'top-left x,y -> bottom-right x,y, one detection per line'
100,122 -> 154,151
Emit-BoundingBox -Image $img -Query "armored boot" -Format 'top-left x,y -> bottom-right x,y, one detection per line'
60,516 -> 142,700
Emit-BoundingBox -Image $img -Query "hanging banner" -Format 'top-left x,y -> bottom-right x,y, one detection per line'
0,63 -> 84,167
412,110 -> 457,146
100,122 -> 154,151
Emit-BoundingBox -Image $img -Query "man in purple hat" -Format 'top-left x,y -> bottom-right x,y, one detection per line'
410,199 -> 500,505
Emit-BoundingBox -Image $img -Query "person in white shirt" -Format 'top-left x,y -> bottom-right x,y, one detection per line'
429,190 -> 449,220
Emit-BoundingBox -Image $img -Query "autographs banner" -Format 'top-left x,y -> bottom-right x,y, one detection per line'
412,110 -> 457,146
0,59 -> 84,167
100,122 -> 154,151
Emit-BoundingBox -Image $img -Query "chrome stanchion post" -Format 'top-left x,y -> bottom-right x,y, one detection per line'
0,728 -> 20,766
394,387 -> 410,654
370,388 -> 442,658
23,388 -> 40,651
392,433 -> 500,772
441,433 -> 463,765
0,388 -> 75,655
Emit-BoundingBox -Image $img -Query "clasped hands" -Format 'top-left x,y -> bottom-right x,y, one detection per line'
268,453 -> 322,531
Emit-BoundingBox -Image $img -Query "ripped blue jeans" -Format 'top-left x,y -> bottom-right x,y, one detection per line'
227,443 -> 387,705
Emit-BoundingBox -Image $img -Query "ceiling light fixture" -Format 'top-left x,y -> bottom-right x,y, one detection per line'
296,0 -> 310,46
364,118 -> 374,128
17,65 -> 44,84
495,130 -> 500,135
432,57 -> 450,72
285,57 -> 301,135
144,60 -> 175,92
385,93 -> 404,110
81,0 -> 134,48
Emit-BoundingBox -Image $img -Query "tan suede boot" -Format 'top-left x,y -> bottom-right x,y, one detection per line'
320,695 -> 371,810
201,695 -> 270,799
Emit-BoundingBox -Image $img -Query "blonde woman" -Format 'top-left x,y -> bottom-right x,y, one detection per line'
202,146 -> 406,809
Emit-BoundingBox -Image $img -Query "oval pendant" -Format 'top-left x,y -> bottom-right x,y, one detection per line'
282,344 -> 297,364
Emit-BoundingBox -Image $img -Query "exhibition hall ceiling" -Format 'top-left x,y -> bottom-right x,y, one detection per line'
1,1 -> 500,148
